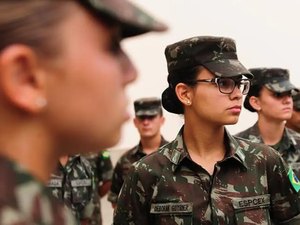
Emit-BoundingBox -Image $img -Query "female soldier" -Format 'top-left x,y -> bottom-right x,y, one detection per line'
114,36 -> 300,225
236,68 -> 300,178
0,1 -> 166,224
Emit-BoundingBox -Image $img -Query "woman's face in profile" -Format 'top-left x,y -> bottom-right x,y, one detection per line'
44,4 -> 137,153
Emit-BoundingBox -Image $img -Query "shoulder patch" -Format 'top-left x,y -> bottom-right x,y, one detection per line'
288,167 -> 300,192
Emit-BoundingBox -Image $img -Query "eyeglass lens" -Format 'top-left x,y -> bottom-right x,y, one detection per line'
217,78 -> 250,95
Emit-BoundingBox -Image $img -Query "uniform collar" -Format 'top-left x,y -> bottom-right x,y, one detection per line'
163,126 -> 248,170
131,136 -> 168,156
248,122 -> 298,153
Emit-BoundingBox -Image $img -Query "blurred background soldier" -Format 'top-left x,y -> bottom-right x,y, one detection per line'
236,68 -> 300,176
84,151 -> 113,225
108,97 -> 168,208
0,0 -> 167,224
286,90 -> 300,133
47,155 -> 97,225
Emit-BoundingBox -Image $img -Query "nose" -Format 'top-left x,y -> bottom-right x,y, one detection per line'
282,95 -> 293,104
120,52 -> 137,85
229,84 -> 243,100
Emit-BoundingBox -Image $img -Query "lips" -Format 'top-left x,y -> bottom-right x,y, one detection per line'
228,105 -> 241,110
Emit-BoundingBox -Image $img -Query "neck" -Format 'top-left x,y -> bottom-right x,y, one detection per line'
140,134 -> 162,155
257,116 -> 285,145
183,118 -> 226,175
0,119 -> 57,183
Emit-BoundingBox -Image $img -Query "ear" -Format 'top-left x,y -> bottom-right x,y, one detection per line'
175,83 -> 193,106
249,96 -> 261,111
159,116 -> 165,125
133,117 -> 139,128
0,45 -> 47,113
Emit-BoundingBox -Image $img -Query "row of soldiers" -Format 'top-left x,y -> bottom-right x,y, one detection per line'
47,67 -> 300,224
1,1 -> 300,225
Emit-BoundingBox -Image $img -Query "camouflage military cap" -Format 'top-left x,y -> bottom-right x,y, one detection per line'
249,68 -> 298,93
134,97 -> 162,116
293,91 -> 300,111
164,36 -> 253,78
79,0 -> 168,38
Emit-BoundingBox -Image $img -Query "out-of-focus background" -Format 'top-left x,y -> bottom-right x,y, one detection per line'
102,1 -> 300,224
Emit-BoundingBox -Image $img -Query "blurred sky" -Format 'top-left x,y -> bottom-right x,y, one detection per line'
112,0 -> 300,150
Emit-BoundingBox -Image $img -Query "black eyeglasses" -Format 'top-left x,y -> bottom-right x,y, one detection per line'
191,77 -> 251,95
136,115 -> 157,121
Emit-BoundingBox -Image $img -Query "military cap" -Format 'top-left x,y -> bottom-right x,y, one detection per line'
134,97 -> 162,116
164,36 -> 253,78
293,91 -> 300,111
79,0 -> 168,38
249,68 -> 298,93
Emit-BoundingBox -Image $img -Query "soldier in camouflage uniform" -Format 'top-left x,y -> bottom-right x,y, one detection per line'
236,68 -> 300,177
84,150 -> 113,225
113,36 -> 300,225
108,97 -> 168,207
286,91 -> 300,133
47,155 -> 97,225
0,0 -> 166,224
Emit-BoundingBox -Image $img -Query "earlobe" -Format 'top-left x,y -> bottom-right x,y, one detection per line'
0,45 -> 47,113
175,83 -> 192,106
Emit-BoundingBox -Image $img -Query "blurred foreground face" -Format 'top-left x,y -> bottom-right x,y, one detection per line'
43,4 -> 137,152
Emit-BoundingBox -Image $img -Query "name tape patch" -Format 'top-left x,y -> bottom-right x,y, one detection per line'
150,202 -> 193,214
71,179 -> 92,187
232,194 -> 270,210
47,179 -> 62,187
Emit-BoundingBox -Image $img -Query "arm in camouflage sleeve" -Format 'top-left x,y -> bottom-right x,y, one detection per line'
113,164 -> 152,225
108,159 -> 127,205
267,148 -> 300,224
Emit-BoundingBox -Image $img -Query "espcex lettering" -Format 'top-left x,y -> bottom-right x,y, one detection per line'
238,197 -> 265,208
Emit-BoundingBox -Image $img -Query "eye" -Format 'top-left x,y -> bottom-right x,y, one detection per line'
218,78 -> 233,88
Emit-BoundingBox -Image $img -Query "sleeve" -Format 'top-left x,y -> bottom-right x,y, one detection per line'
107,159 -> 126,204
267,149 -> 300,224
113,165 -> 152,225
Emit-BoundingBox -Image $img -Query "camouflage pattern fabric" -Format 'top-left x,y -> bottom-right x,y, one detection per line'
236,122 -> 300,178
113,127 -> 300,225
107,137 -> 168,205
84,151 -> 113,225
79,0 -> 168,38
248,68 -> 298,93
164,36 -> 253,79
0,156 -> 76,225
47,155 -> 97,224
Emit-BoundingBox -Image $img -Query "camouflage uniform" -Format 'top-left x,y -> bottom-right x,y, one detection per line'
236,123 -> 300,178
0,156 -> 76,225
108,137 -> 168,205
47,155 -> 97,224
236,68 -> 300,177
113,127 -> 300,225
84,151 -> 113,225
108,97 -> 168,205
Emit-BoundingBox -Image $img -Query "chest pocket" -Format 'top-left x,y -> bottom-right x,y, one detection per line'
70,179 -> 92,204
150,202 -> 193,225
232,194 -> 271,225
